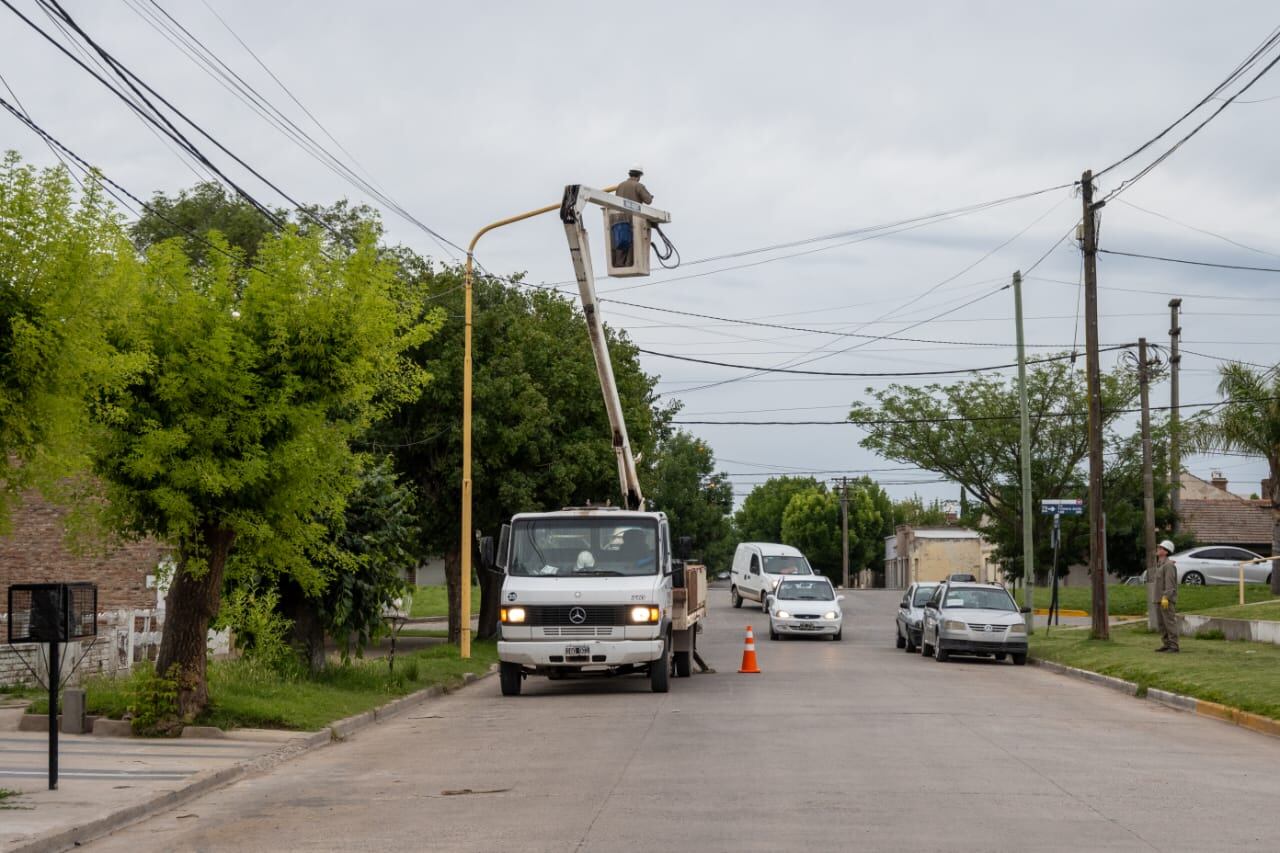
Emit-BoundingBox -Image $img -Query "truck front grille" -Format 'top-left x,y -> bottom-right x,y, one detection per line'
540,626 -> 616,638
524,605 -> 630,627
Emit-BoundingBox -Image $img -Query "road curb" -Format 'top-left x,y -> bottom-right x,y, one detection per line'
1029,658 -> 1139,696
9,666 -> 498,853
1031,657 -> 1280,742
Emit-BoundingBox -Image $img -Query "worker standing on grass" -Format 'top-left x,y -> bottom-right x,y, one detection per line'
611,165 -> 653,267
1154,540 -> 1180,653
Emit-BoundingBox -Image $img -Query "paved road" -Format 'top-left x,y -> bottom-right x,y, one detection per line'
86,590 -> 1280,852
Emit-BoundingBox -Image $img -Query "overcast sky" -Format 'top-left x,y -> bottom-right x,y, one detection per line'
3,1 -> 1276,508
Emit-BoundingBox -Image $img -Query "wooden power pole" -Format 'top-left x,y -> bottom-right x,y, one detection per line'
1139,338 -> 1158,630
1081,170 -> 1109,640
838,477 -> 850,589
1013,270 -> 1035,632
1168,298 -> 1182,534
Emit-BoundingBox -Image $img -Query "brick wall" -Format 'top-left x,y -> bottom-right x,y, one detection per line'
0,609 -> 163,687
1,490 -> 167,615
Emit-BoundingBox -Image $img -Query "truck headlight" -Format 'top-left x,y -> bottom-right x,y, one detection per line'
824,611 -> 838,620
629,606 -> 661,623
500,607 -> 526,624
1007,623 -> 1027,634
770,578 -> 780,589
943,620 -> 967,632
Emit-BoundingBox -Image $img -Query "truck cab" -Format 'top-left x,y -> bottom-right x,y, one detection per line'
496,508 -> 704,695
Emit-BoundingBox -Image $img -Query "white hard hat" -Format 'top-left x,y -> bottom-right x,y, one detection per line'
1158,539 -> 1175,553
629,164 -> 644,174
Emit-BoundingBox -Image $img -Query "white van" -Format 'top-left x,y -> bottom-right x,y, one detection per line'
730,542 -> 816,611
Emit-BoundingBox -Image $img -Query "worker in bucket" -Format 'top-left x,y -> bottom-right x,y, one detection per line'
611,165 -> 653,268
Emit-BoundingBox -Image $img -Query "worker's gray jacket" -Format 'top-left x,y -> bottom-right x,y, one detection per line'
1155,557 -> 1178,604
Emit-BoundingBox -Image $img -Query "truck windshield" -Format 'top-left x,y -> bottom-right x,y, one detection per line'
762,555 -> 813,576
509,518 -> 660,577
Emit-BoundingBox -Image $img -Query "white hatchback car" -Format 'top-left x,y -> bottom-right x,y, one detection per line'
767,577 -> 844,641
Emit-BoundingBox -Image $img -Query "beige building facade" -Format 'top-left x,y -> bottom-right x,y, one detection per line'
883,526 -> 996,589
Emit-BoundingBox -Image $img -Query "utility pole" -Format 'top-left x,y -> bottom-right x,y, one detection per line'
1081,170 -> 1109,640
1138,338 -> 1158,631
1013,270 -> 1035,632
838,477 -> 850,589
1168,298 -> 1182,535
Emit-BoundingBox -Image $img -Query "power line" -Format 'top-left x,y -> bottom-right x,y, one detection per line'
1098,248 -> 1280,276
1115,198 -> 1280,261
1029,275 -> 1279,302
638,343 -> 1132,378
674,396 -> 1280,426
1096,26 -> 1280,180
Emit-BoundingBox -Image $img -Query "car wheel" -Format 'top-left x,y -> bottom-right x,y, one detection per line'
920,630 -> 933,657
905,631 -> 917,653
1182,571 -> 1205,586
649,638 -> 670,693
770,622 -> 780,641
833,628 -> 842,641
761,592 -> 770,613
1012,652 -> 1027,666
934,640 -> 950,663
731,586 -> 743,608
994,653 -> 1007,662
896,627 -> 906,649
499,661 -> 522,696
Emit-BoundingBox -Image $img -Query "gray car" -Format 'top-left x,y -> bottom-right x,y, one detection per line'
920,582 -> 1029,665
895,581 -> 938,653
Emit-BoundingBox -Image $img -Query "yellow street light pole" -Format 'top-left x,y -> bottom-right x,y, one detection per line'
458,185 -> 617,658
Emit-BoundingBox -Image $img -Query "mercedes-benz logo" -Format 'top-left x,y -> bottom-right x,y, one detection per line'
568,606 -> 587,625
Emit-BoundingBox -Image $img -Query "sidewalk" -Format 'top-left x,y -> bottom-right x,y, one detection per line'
1,728 -> 318,852
0,669 -> 493,853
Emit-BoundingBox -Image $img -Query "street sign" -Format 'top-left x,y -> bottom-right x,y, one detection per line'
1040,498 -> 1084,516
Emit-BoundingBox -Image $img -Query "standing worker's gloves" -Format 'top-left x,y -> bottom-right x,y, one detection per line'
1160,596 -> 1170,609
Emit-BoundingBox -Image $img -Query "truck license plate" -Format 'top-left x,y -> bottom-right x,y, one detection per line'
564,645 -> 590,656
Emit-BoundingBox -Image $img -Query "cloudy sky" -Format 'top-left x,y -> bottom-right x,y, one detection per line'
3,1 -> 1276,507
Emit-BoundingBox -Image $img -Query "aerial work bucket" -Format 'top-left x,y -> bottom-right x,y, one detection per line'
604,209 -> 652,277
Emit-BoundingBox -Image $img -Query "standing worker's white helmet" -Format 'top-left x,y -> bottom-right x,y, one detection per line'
1158,539 -> 1175,554
629,164 -> 644,175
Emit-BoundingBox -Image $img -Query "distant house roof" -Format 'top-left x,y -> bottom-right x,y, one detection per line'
1180,498 -> 1273,550
904,526 -> 982,540
1181,471 -> 1252,501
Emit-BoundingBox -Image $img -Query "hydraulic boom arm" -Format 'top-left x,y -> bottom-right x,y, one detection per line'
559,185 -> 671,511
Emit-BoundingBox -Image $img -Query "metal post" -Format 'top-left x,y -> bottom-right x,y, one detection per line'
457,185 -> 620,658
1139,338 -> 1158,631
1013,271 -> 1035,632
1168,299 -> 1182,534
48,640 -> 58,790
1081,170 -> 1109,639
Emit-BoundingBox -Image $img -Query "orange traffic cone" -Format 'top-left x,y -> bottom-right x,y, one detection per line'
738,625 -> 762,674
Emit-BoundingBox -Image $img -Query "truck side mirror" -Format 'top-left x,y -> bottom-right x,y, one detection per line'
496,524 -> 510,572
676,536 -> 693,560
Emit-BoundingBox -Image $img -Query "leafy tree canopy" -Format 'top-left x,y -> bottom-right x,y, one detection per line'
647,431 -> 734,570
734,476 -> 823,544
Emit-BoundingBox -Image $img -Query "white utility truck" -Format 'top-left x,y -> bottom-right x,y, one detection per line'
488,185 -> 706,696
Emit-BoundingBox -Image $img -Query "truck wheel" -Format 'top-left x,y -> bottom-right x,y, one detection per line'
499,661 -> 522,696
1012,653 -> 1027,666
731,586 -> 743,608
650,641 -> 670,693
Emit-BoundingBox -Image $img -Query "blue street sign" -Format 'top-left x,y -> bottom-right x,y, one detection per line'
1040,498 -> 1084,516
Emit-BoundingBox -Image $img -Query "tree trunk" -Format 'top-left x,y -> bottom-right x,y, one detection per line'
443,546 -> 461,644
279,582 -> 326,673
476,561 -> 502,641
1270,464 -> 1279,596
156,525 -> 236,720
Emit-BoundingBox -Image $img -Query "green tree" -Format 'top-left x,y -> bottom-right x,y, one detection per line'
734,476 -> 823,544
648,431 -> 734,570
379,273 -> 674,642
844,477 -> 891,579
892,495 -> 950,528
0,155 -> 141,529
780,487 -> 842,580
91,226 -> 438,718
131,182 -> 282,265
849,360 -> 1139,582
271,456 -> 418,671
1188,362 -> 1280,594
